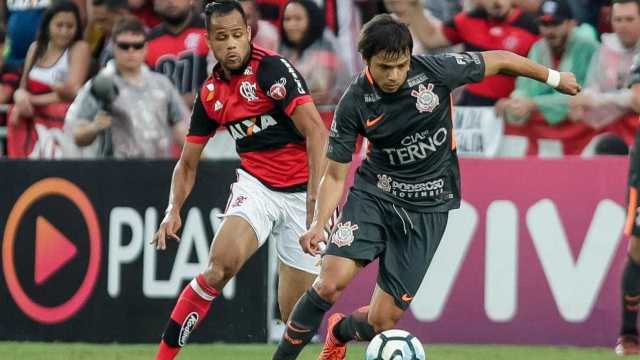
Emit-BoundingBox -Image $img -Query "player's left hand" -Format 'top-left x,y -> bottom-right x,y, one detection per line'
556,72 -> 582,95
299,223 -> 327,256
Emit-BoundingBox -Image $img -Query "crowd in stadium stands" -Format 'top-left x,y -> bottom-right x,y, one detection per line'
0,0 -> 639,158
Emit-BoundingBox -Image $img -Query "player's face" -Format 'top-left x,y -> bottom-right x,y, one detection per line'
368,51 -> 411,94
539,20 -> 572,51
480,0 -> 512,20
282,2 -> 309,46
113,32 -> 148,72
206,10 -> 252,72
49,11 -> 77,49
154,0 -> 192,25
612,2 -> 640,49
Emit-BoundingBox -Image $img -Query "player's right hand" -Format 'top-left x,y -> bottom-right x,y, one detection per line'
299,223 -> 327,256
151,210 -> 182,250
556,72 -> 581,95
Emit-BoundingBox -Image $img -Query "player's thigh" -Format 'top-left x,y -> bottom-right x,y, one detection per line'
272,191 -> 320,276
277,260 -> 317,322
377,210 -> 449,311
208,171 -> 276,273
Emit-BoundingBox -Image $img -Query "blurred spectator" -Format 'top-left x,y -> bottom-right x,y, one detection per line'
147,0 -> 209,107
570,0 -> 640,134
85,0 -> 131,70
404,0 -> 539,105
7,0 -> 90,159
279,0 -> 349,106
423,0 -> 463,23
384,0 -> 446,55
5,0 -> 49,71
240,0 -> 280,51
496,0 -> 598,126
66,16 -> 188,159
129,0 -> 162,28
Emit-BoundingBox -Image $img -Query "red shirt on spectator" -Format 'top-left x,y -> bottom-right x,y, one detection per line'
443,8 -> 539,105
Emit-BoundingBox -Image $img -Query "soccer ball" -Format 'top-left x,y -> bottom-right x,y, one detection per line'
365,329 -> 426,360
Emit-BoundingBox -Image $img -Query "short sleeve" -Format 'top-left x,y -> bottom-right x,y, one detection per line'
65,81 -> 100,127
629,54 -> 640,87
415,52 -> 485,90
327,91 -> 362,163
257,55 -> 313,116
186,91 -> 218,144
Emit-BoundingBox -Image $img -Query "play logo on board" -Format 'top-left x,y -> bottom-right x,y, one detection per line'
2,178 -> 101,324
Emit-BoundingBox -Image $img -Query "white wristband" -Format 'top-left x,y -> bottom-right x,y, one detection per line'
546,69 -> 561,88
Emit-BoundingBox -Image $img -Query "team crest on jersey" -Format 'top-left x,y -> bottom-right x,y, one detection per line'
184,33 -> 201,50
332,221 -> 359,247
377,174 -> 392,192
214,100 -> 223,111
411,83 -> 439,113
240,81 -> 258,102
205,83 -> 215,101
268,78 -> 287,100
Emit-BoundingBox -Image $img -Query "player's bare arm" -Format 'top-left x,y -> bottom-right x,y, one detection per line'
299,160 -> 350,256
481,50 -> 581,95
151,141 -> 207,250
290,102 -> 329,228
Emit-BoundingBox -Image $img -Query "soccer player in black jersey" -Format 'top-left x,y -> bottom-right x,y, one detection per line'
272,14 -> 581,360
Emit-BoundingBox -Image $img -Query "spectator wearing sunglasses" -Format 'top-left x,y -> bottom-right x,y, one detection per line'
65,16 -> 188,158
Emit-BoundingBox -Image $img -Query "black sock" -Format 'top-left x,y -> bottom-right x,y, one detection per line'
272,288 -> 332,360
621,256 -> 640,336
333,306 -> 376,343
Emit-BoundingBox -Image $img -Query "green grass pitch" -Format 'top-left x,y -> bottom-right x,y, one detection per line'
0,342 -> 622,359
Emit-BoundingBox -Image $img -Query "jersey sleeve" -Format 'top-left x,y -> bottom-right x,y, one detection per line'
327,91 -> 362,163
257,55 -> 313,116
629,55 -> 640,87
415,52 -> 485,90
186,91 -> 218,144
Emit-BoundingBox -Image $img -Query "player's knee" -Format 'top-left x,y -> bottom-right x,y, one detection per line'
368,315 -> 398,334
312,278 -> 346,304
630,237 -> 640,264
203,260 -> 240,289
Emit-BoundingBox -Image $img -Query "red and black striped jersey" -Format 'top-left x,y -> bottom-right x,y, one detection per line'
443,8 -> 539,104
146,14 -> 209,94
187,45 -> 313,192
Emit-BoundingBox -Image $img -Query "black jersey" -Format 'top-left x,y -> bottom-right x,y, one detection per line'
328,52 -> 486,212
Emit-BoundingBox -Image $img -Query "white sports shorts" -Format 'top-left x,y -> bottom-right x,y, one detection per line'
222,169 -> 320,275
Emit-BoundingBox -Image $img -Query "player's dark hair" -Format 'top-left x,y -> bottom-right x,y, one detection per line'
357,14 -> 413,62
92,0 -> 128,11
111,15 -> 146,41
280,0 -> 325,53
613,0 -> 640,13
30,1 -> 83,75
204,0 -> 248,31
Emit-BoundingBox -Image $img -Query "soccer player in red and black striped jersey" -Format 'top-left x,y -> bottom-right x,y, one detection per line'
400,0 -> 539,106
150,1 -> 328,359
146,0 -> 210,106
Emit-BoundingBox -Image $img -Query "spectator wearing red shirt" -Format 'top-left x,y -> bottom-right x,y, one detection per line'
404,0 -> 540,105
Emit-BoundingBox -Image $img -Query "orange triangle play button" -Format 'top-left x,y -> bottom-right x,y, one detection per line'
35,216 -> 77,285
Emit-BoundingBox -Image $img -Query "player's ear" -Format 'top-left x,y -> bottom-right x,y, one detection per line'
247,24 -> 252,41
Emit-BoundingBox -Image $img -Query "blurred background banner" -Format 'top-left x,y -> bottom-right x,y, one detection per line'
328,157 -> 629,347
0,160 -> 269,343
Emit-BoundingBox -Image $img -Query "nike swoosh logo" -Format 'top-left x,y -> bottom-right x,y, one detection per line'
366,114 -> 384,127
626,294 -> 640,302
401,293 -> 414,302
284,332 -> 303,345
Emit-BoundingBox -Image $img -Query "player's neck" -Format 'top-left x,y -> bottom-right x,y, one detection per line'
164,12 -> 193,35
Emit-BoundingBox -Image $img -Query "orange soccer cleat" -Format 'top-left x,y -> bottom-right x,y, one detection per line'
318,313 -> 347,360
